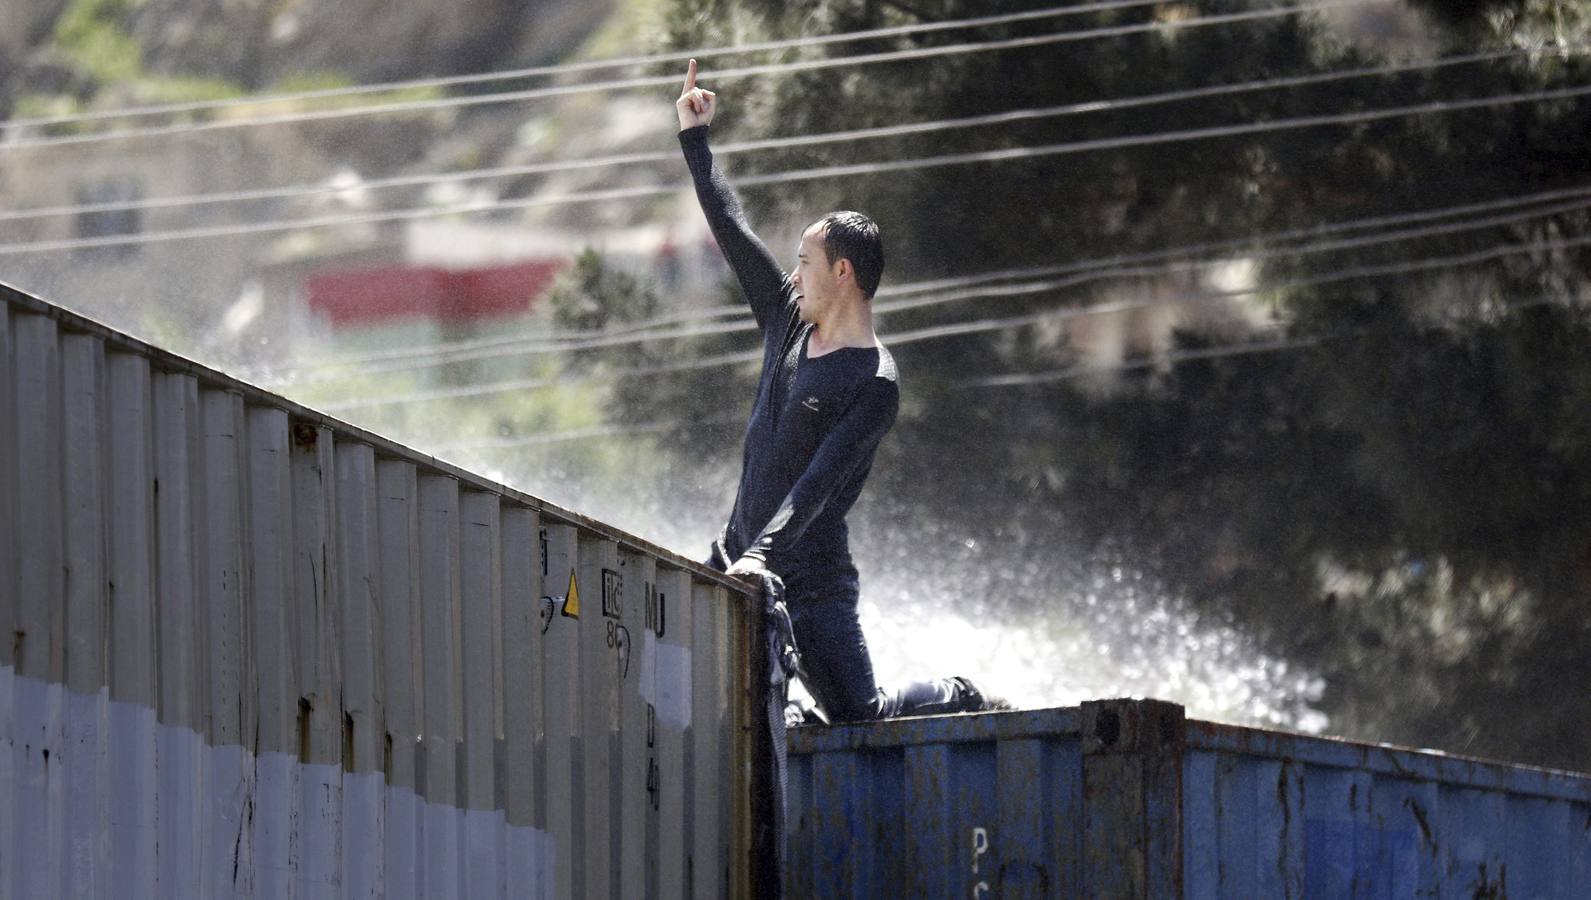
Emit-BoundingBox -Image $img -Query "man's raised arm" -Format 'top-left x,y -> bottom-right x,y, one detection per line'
676,59 -> 791,331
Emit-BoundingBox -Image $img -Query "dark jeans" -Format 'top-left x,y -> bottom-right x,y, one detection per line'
711,555 -> 974,723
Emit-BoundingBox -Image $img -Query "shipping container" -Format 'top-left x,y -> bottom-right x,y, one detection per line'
0,281 -> 772,898
786,698 -> 1591,898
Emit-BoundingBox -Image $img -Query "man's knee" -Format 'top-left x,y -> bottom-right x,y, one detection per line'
817,689 -> 882,724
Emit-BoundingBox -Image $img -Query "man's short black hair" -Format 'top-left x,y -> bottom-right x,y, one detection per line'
815,210 -> 884,299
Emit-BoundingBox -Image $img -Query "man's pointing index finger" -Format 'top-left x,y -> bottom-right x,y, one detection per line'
683,58 -> 698,93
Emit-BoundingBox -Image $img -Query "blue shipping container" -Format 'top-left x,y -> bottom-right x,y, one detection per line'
786,699 -> 1591,898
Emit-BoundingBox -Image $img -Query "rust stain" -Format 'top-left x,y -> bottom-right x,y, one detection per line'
1277,762 -> 1292,898
343,711 -> 355,774
298,697 -> 312,763
1404,796 -> 1436,853
291,422 -> 318,450
1094,708 -> 1121,748
1469,861 -> 1508,899
1383,751 -> 1415,779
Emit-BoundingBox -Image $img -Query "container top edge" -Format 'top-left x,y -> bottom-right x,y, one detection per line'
788,707 -> 1083,752
1,280 -> 752,598
1187,718 -> 1591,800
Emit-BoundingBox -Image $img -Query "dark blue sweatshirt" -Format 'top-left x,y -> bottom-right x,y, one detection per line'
680,125 -> 899,589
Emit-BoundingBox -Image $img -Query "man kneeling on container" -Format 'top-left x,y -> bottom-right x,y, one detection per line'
676,60 -> 1001,723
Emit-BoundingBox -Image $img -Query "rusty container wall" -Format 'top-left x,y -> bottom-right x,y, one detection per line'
1181,719 -> 1591,898
0,282 -> 764,898
787,699 -> 1591,898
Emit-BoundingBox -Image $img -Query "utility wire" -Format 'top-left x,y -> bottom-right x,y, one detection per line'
0,45 -> 1559,225
271,188 -> 1591,387
959,334 -> 1320,386
7,79 -> 1588,257
0,0 -> 1378,151
0,0 -> 1182,134
955,293 -> 1563,388
426,294 -> 1570,450
315,348 -> 762,413
877,232 -> 1591,348
426,339 -> 1312,453
427,413 -> 747,454
260,180 -> 1591,379
314,230 -> 1591,412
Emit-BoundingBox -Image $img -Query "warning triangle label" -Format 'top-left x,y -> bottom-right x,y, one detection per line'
561,570 -> 580,619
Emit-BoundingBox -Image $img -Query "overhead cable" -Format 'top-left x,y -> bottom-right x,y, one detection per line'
267,187 -> 1591,387
0,45 -> 1562,226
314,230 -> 1591,412
0,0 -> 1378,151
6,78 -> 1588,257
260,180 -> 1591,379
955,294 -> 1561,388
422,296 -> 1566,450
0,0 -> 1180,133
426,413 -> 747,454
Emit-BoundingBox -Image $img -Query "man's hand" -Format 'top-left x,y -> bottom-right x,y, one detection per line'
725,555 -> 768,579
676,58 -> 717,131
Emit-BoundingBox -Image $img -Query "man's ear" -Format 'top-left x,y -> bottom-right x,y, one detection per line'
833,257 -> 853,284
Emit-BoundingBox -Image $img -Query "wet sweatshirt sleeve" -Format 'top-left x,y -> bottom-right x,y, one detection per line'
679,124 -> 792,331
740,375 -> 900,568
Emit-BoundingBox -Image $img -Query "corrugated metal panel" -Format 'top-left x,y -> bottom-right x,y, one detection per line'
787,699 -> 1591,898
0,281 -> 764,898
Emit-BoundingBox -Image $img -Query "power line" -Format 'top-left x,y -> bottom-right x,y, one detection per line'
0,45 -> 1560,226
311,230 -> 1591,413
0,0 -> 1376,151
959,334 -> 1322,387
417,294 -> 1571,450
877,232 -> 1591,349
956,294 -> 1562,388
314,348 -> 763,414
412,338 -> 1310,450
7,78 -> 1588,257
427,413 -> 747,454
875,192 -> 1591,313
726,82 -> 1591,185
0,0 -> 1178,134
877,186 -> 1591,299
267,187 -> 1591,387
260,180 -> 1591,380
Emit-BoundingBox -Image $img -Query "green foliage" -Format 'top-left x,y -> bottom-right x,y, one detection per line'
266,71 -> 357,94
260,72 -> 446,109
43,0 -> 246,115
548,249 -> 661,334
13,93 -> 84,121
131,76 -> 246,104
52,0 -> 142,83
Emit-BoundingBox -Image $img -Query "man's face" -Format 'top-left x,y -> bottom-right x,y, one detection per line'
793,224 -> 840,324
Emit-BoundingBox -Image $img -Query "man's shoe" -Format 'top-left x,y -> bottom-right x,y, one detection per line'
784,697 -> 826,728
951,676 -> 1015,713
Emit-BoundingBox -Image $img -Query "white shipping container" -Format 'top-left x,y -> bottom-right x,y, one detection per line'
0,281 -> 767,898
